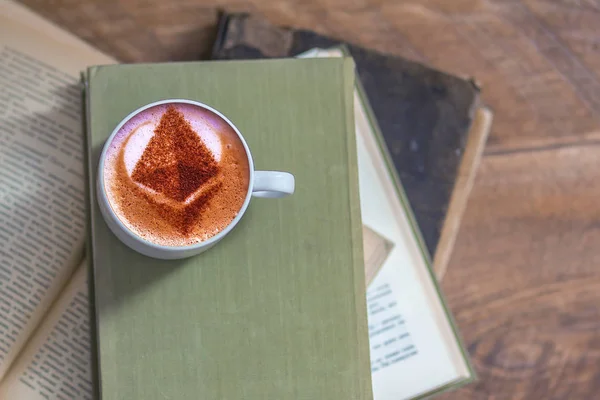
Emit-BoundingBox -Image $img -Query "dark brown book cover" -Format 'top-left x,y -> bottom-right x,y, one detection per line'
211,14 -> 487,278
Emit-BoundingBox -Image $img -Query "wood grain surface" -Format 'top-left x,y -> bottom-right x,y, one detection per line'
16,0 -> 600,398
439,144 -> 600,399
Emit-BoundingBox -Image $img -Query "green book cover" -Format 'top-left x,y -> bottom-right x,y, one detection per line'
85,58 -> 373,399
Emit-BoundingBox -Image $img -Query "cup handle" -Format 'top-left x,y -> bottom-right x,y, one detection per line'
252,171 -> 295,198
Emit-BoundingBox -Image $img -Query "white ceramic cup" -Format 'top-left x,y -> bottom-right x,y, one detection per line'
96,99 -> 295,259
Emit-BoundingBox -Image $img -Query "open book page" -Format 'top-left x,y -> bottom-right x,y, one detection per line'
0,262 -> 93,400
0,0 -> 114,380
301,48 -> 470,399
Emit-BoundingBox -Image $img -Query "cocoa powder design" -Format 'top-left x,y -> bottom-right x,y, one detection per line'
130,106 -> 222,235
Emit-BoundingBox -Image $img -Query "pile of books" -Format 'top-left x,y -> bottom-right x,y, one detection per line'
0,2 -> 491,399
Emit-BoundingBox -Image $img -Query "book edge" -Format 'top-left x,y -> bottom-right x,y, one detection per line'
83,67 -> 105,400
343,57 -> 374,400
433,106 -> 493,280
80,70 -> 100,400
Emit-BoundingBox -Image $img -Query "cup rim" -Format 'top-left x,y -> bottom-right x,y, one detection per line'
96,98 -> 255,253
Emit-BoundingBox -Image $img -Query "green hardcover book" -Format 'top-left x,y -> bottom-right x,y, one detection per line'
84,58 -> 372,399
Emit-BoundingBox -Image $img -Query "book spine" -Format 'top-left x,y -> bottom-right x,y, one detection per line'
342,58 -> 373,400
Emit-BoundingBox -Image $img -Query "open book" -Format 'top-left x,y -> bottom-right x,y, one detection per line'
0,1 -> 114,398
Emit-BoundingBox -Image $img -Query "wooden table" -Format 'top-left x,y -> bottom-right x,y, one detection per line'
21,0 -> 600,398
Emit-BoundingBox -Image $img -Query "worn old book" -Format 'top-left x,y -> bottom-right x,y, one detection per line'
211,13 -> 491,281
0,1 -> 114,399
84,58 -> 373,399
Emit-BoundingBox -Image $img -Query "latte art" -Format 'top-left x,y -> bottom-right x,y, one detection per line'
103,103 -> 250,246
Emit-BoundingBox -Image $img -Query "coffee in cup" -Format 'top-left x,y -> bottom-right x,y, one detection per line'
103,103 -> 251,246
98,100 -> 294,259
